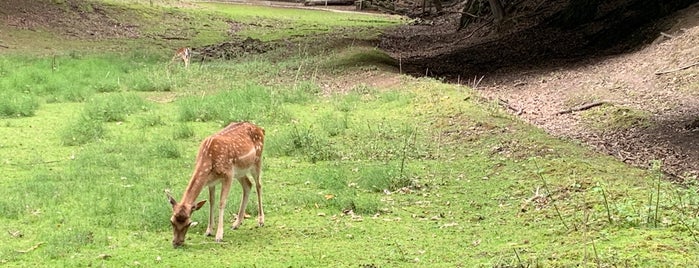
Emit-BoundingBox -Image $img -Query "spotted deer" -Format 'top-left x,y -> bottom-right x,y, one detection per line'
167,122 -> 265,247
170,47 -> 191,68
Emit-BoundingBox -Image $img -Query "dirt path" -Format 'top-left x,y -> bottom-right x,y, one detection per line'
477,5 -> 699,180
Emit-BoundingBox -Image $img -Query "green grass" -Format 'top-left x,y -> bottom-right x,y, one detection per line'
198,3 -> 401,41
582,104 -> 653,131
1,1 -> 698,267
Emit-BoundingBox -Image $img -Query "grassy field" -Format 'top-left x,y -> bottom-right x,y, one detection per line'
1,1 -> 698,267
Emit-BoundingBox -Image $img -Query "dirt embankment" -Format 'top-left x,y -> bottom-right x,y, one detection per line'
382,2 -> 699,180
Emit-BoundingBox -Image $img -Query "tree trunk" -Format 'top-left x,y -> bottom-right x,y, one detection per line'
433,0 -> 443,13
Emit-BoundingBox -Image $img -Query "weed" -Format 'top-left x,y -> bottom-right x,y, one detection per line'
172,123 -> 195,139
61,115 -> 106,146
152,140 -> 181,159
287,124 -> 338,163
0,91 -> 40,117
316,111 -> 348,137
137,112 -> 166,127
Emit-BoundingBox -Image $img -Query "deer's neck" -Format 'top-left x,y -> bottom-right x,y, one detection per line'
179,159 -> 211,204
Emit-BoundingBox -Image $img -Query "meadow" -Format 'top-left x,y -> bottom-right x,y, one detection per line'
1,1 -> 698,267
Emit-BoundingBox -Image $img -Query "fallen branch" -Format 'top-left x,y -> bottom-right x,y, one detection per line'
16,242 -> 44,253
556,101 -> 607,115
655,62 -> 699,75
498,98 -> 523,115
659,32 -> 675,39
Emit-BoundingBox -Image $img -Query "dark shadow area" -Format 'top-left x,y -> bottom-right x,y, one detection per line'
380,0 -> 698,78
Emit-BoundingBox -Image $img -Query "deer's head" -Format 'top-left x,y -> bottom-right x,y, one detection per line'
167,193 -> 206,248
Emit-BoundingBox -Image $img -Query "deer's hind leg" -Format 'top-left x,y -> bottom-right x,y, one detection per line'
232,173 -> 252,230
253,162 -> 264,227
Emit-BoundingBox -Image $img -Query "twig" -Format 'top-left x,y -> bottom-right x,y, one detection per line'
654,62 -> 699,75
600,187 -> 613,224
498,98 -> 523,115
555,101 -> 606,115
16,242 -> 44,253
469,75 -> 484,89
534,161 -> 571,231
0,44 -> 9,48
660,32 -> 675,39
513,248 -> 523,267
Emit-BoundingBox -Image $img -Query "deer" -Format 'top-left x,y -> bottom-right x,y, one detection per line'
170,47 -> 191,68
167,122 -> 265,248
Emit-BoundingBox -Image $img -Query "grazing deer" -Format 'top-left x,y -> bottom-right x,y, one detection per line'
170,47 -> 191,68
167,122 -> 265,247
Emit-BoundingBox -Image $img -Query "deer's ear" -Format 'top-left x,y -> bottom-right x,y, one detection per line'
167,193 -> 177,207
193,200 -> 207,211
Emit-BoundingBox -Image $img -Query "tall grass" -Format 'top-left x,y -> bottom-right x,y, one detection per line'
0,91 -> 40,117
177,82 -> 288,124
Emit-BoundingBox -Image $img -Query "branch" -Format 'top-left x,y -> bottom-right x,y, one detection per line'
499,98 -> 523,115
556,101 -> 606,115
655,62 -> 699,75
16,242 -> 44,253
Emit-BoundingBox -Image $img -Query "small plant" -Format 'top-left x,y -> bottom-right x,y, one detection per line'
267,124 -> 338,162
316,111 -> 348,137
172,123 -> 195,139
137,113 -> 166,127
360,165 -> 409,192
278,80 -> 320,104
153,140 -> 181,159
60,115 -> 106,146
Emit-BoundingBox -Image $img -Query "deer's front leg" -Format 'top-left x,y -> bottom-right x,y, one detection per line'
216,178 -> 233,243
205,185 -> 215,237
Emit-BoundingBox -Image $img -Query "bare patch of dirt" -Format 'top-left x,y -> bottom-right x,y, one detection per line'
194,37 -> 275,60
0,0 -> 140,39
476,4 -> 699,180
